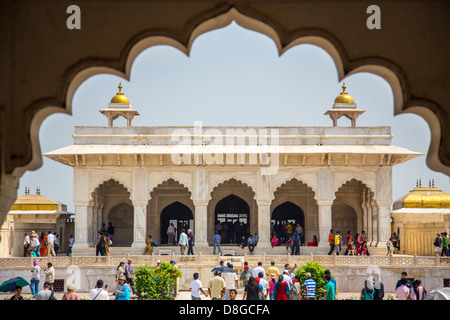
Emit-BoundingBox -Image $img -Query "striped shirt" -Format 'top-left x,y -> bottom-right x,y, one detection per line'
213,234 -> 221,243
304,278 -> 316,299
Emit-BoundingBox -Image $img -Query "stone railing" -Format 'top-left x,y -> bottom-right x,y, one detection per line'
1,253 -> 449,269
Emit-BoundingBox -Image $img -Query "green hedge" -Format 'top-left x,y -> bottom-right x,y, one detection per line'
133,262 -> 183,300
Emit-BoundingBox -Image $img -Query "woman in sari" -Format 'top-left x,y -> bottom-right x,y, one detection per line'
39,232 -> 48,257
273,275 -> 289,300
355,233 -> 362,255
115,275 -> 131,300
101,232 -> 110,256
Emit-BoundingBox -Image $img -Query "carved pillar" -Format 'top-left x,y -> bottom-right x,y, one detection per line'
193,201 -> 209,247
375,167 -> 393,247
131,167 -> 148,248
256,201 -> 271,248
131,202 -> 147,248
73,203 -> 90,249
318,201 -> 333,247
72,167 -> 90,251
317,168 -> 334,246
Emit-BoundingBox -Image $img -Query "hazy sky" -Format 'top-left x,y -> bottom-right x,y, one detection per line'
19,22 -> 449,212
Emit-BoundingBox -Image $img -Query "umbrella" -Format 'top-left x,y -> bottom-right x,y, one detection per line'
211,266 -> 236,274
0,277 -> 30,292
424,287 -> 450,300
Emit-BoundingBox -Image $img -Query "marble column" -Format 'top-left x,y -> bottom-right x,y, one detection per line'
318,201 -> 333,247
131,203 -> 147,248
256,201 -> 271,248
72,202 -> 90,249
193,201 -> 209,247
73,167 -> 90,250
317,168 -> 333,247
376,203 -> 391,247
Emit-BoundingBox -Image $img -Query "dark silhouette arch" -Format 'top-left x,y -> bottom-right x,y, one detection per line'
271,201 -> 305,244
160,201 -> 194,245
214,194 -> 250,244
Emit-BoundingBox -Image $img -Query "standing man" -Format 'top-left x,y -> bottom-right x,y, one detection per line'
396,278 -> 411,300
322,274 -> 336,300
125,259 -> 135,294
441,232 -> 448,257
167,223 -> 175,245
187,229 -> 195,255
54,233 -> 60,255
30,261 -> 41,297
252,262 -> 265,279
258,272 -> 270,300
89,279 -> 110,300
328,229 -> 334,255
213,231 -> 222,255
190,273 -> 208,300
303,272 -> 316,300
222,264 -> 239,300
66,235 -> 75,256
333,231 -> 342,255
178,229 -> 188,255
44,262 -> 55,291
36,282 -> 53,300
107,222 -> 115,246
295,223 -> 304,245
291,231 -> 301,255
434,233 -> 442,257
267,261 -> 280,281
47,231 -> 56,257
208,270 -> 226,300
395,271 -> 412,290
23,233 -> 31,257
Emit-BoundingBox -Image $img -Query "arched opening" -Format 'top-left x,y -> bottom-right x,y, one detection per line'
91,179 -> 133,247
148,178 -> 194,245
214,194 -> 250,244
160,201 -> 194,245
271,201 -> 305,245
331,202 -> 357,243
108,202 -> 134,247
333,179 -> 377,244
208,178 -> 257,245
271,178 -> 318,245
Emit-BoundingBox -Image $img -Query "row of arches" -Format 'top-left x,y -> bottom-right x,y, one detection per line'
89,177 -> 376,247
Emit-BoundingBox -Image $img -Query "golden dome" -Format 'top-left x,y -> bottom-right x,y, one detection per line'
334,83 -> 355,104
393,182 -> 450,209
110,82 -> 130,104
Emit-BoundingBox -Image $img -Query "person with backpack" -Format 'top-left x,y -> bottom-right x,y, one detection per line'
328,229 -> 335,255
411,279 -> 427,300
291,231 -> 301,255
360,279 -> 374,300
434,233 -> 442,256
441,232 -> 448,257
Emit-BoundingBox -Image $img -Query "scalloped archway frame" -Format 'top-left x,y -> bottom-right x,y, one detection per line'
2,2 -> 449,221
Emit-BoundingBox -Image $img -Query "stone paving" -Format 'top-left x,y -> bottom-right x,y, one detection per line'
1,290 -> 396,300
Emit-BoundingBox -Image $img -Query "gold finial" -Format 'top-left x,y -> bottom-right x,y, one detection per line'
117,82 -> 123,95
341,83 -> 347,94
110,81 -> 130,104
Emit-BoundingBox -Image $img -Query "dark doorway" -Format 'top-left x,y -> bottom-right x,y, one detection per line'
271,201 -> 305,244
108,202 -> 134,247
160,201 -> 194,245
214,194 -> 250,244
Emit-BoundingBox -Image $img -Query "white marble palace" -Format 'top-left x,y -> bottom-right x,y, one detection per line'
44,83 -> 421,256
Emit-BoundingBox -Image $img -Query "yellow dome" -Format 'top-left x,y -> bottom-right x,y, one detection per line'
393,184 -> 450,209
110,83 -> 130,104
334,83 -> 355,104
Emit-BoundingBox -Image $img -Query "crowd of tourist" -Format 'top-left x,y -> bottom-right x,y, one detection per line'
5,256 -> 431,301
433,232 -> 449,257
